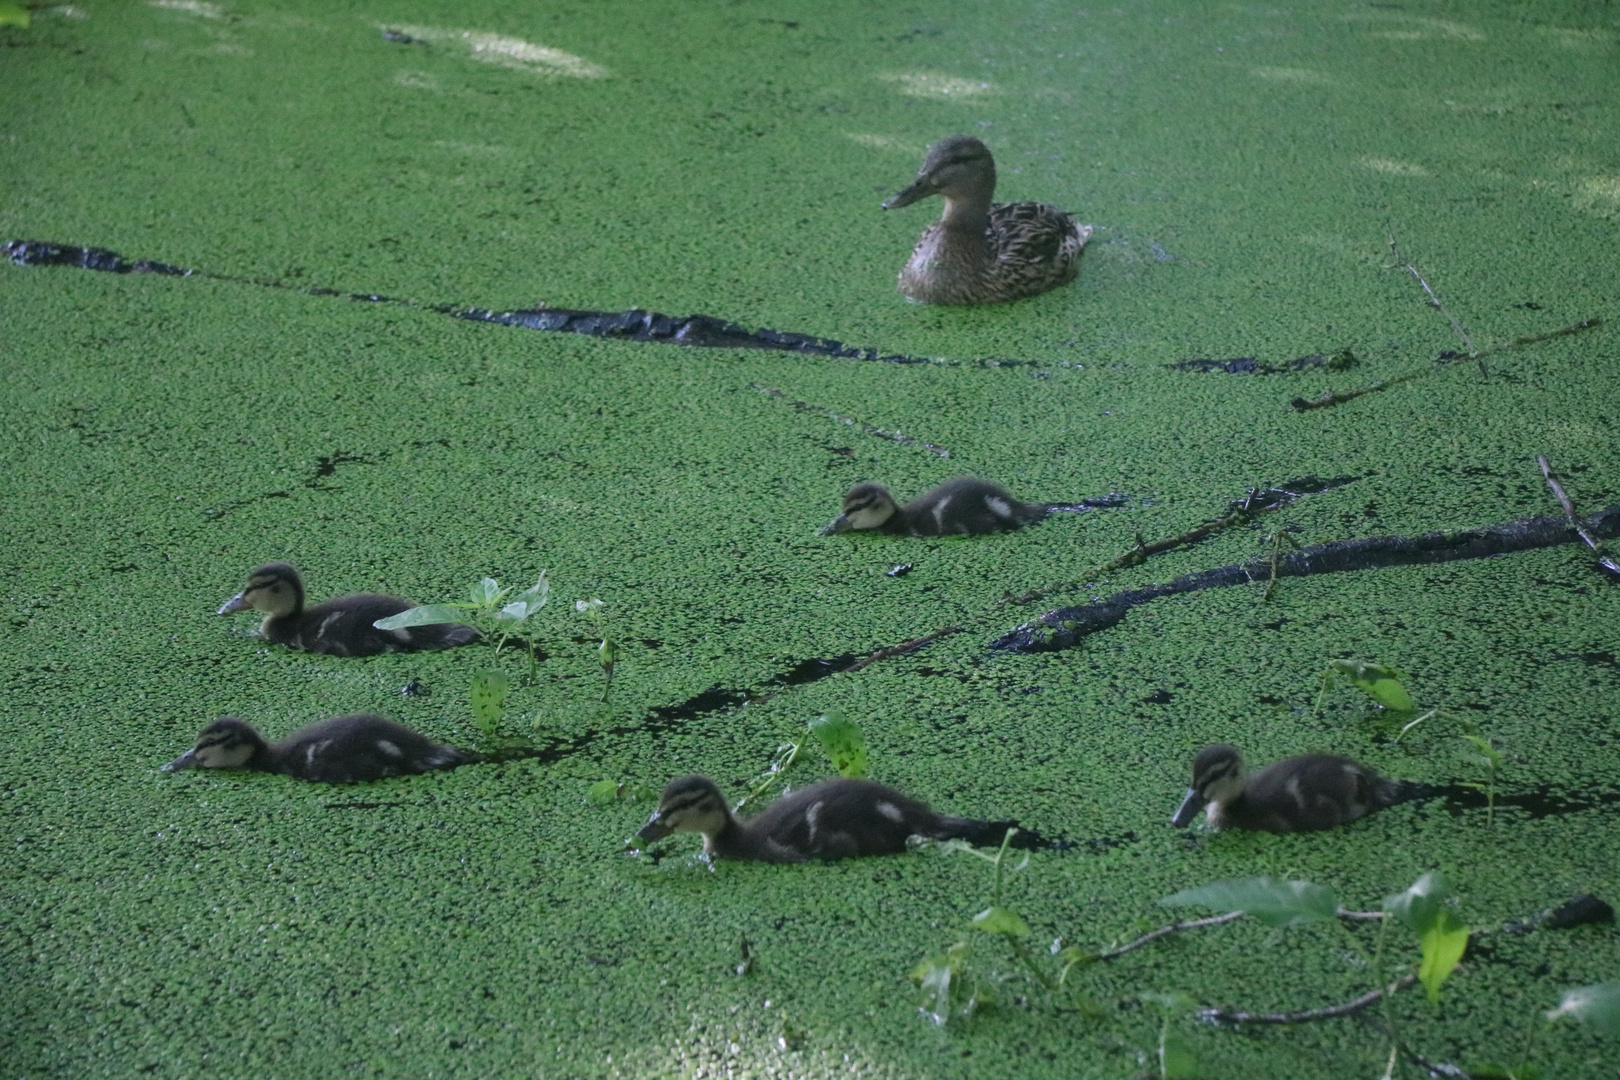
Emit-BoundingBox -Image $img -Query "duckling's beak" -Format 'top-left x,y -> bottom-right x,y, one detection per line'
637,812 -> 675,843
818,514 -> 854,536
882,178 -> 935,211
1170,788 -> 1206,828
216,591 -> 251,615
162,748 -> 199,772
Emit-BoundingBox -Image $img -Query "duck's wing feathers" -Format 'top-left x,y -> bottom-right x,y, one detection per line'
745,780 -> 930,859
271,595 -> 477,656
274,714 -> 468,783
988,202 -> 1089,273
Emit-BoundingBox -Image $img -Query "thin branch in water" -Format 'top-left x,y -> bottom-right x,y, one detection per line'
1197,973 -> 1416,1025
1538,454 -> 1620,579
1389,233 -> 1476,355
841,626 -> 961,676
1095,911 -> 1246,961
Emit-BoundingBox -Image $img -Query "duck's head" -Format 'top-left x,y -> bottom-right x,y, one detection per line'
163,716 -> 268,772
638,775 -> 731,843
1171,744 -> 1246,827
882,134 -> 997,210
819,482 -> 898,535
218,562 -> 305,617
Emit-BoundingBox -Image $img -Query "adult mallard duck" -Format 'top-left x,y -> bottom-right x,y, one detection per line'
636,775 -> 1022,862
883,134 -> 1090,305
162,714 -> 473,784
819,477 -> 1048,537
217,562 -> 477,657
1170,744 -> 1418,833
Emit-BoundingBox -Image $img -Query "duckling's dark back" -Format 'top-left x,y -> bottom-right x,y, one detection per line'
899,477 -> 1047,536
1230,754 -> 1404,833
743,779 -> 1018,860
271,593 -> 475,657
268,714 -> 470,783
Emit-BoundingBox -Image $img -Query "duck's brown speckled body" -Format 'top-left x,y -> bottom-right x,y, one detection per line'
884,135 -> 1090,305
218,562 -> 477,657
637,775 -> 1020,862
1171,744 -> 1416,833
163,714 -> 472,784
820,477 -> 1049,537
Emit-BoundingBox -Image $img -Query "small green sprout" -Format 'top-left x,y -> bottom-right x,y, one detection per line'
1459,734 -> 1505,827
376,573 -> 551,676
586,779 -> 657,805
1314,658 -> 1415,715
574,598 -> 615,702
733,740 -> 803,812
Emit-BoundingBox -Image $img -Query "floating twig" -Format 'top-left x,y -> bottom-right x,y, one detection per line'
841,626 -> 961,676
995,503 -> 1620,652
1537,454 -> 1620,580
1001,478 -> 1356,607
1390,233 -> 1475,358
749,383 -> 951,458
1198,974 -> 1416,1026
1094,907 -> 1383,963
1291,317 -> 1601,412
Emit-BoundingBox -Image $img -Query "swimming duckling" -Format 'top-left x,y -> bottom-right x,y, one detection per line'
637,775 -> 1021,862
1171,744 -> 1415,833
883,134 -> 1090,305
217,562 -> 477,656
820,477 -> 1048,537
163,714 -> 472,784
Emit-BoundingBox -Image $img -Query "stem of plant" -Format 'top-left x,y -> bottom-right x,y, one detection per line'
990,827 -> 1014,907
1005,934 -> 1056,993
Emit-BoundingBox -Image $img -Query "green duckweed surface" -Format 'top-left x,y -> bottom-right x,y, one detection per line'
3,2 -> 1619,1077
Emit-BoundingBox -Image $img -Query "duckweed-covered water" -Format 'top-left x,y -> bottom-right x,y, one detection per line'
3,2 -> 1618,1077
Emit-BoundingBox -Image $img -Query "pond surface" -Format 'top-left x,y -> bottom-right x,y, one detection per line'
3,2 -> 1618,1077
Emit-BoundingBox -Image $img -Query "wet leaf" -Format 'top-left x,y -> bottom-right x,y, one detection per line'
586,779 -> 619,805
373,603 -> 471,630
469,577 -> 506,605
1160,876 -> 1338,928
1547,983 -> 1620,1034
971,907 -> 1030,937
808,711 -> 869,778
1418,910 -> 1469,1003
1329,659 -> 1414,710
1383,871 -> 1457,935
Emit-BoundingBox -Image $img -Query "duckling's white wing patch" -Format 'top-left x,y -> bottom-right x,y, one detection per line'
875,800 -> 906,823
985,495 -> 1013,519
930,495 -> 952,531
804,799 -> 825,842
375,739 -> 404,758
305,740 -> 335,767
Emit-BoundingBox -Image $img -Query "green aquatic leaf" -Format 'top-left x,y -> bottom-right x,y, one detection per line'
1418,909 -> 1468,1003
1383,870 -> 1456,935
1327,659 -> 1415,710
0,4 -> 30,29
1547,983 -> 1620,1034
469,577 -> 506,605
586,779 -> 619,805
373,604 -> 472,630
808,711 -> 869,778
971,907 -> 1031,937
1161,876 -> 1338,928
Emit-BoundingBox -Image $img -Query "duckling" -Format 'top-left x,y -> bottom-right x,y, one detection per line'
637,775 -> 1021,862
1170,744 -> 1415,833
162,714 -> 472,784
819,477 -> 1048,537
883,134 -> 1090,305
217,562 -> 477,656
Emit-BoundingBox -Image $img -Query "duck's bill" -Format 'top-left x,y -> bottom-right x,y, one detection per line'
818,514 -> 852,536
637,816 -> 675,843
162,748 -> 199,772
1170,788 -> 1206,828
216,592 -> 251,615
881,180 -> 932,210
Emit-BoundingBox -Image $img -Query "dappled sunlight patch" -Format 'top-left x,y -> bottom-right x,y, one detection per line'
1347,13 -> 1485,41
1250,66 -> 1332,85
878,70 -> 996,100
149,0 -> 223,18
388,24 -> 608,79
394,70 -> 441,91
1358,156 -> 1431,178
1536,25 -> 1618,49
1573,175 -> 1620,220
